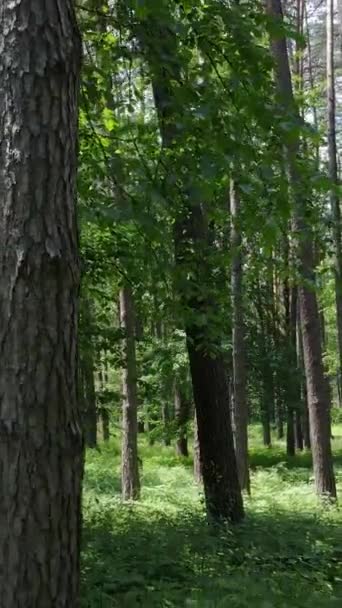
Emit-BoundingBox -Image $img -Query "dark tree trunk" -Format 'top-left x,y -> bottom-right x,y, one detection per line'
138,11 -> 243,522
295,411 -> 304,451
162,401 -> 171,447
286,409 -> 296,457
230,180 -> 250,493
267,0 -> 336,497
261,388 -> 272,448
120,286 -> 140,501
0,1 -> 83,605
256,274 -> 273,448
276,396 -> 285,440
193,411 -> 202,483
102,409 -> 110,442
175,384 -> 189,457
81,300 -> 97,448
101,362 -> 110,441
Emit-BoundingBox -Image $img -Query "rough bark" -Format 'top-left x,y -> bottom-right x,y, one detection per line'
120,286 -> 140,501
327,0 -> 342,403
267,0 -> 336,497
137,10 -> 243,522
230,180 -> 250,492
0,2 -> 83,605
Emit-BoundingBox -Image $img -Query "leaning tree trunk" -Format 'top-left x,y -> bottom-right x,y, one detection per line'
136,10 -> 243,522
230,180 -> 250,493
267,0 -> 336,497
120,286 -> 140,501
327,0 -> 342,405
0,1 -> 83,605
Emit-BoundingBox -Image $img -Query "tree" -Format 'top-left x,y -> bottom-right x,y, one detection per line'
135,4 -> 244,522
120,285 -> 141,500
0,1 -> 84,605
266,0 -> 336,497
327,0 -> 342,404
230,180 -> 250,492
80,299 -> 98,448
174,382 -> 189,457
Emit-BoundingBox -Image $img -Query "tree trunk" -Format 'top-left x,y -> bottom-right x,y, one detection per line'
81,300 -> 97,448
138,11 -> 243,522
103,361 -> 111,440
102,409 -> 110,442
327,0 -> 342,404
162,401 -> 171,447
295,411 -> 304,451
298,314 -> 311,449
120,286 -> 140,501
261,385 -> 272,448
267,0 -> 336,497
82,352 -> 97,448
0,1 -> 83,605
193,411 -> 202,483
256,278 -> 272,448
175,384 -> 189,457
230,180 -> 250,493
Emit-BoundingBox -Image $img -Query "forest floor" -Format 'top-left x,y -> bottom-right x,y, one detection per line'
81,426 -> 342,608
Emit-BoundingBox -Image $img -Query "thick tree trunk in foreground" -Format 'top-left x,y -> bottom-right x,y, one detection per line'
138,11 -> 243,522
327,0 -> 342,404
0,2 -> 83,605
175,384 -> 189,457
267,0 -> 336,497
230,180 -> 250,492
120,286 -> 140,501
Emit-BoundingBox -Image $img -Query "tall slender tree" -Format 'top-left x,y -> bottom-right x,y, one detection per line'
120,285 -> 141,501
230,180 -> 250,492
0,1 -> 84,605
327,0 -> 342,405
135,4 -> 244,521
266,0 -> 336,497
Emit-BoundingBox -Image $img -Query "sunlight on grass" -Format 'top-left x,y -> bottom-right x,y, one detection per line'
81,426 -> 342,607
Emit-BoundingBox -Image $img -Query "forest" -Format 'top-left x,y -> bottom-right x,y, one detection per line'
1,0 -> 342,606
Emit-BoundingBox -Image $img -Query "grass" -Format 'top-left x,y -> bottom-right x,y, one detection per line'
81,426 -> 342,607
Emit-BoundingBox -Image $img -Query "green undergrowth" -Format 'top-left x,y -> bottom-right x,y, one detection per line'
81,426 -> 342,607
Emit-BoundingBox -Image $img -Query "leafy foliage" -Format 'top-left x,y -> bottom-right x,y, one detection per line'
81,427 -> 342,607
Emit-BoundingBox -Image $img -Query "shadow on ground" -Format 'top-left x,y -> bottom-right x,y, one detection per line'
81,463 -> 342,608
